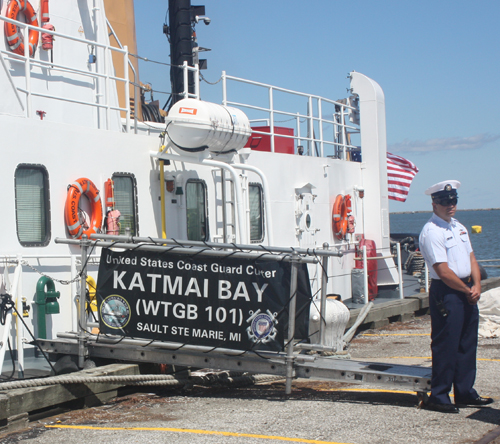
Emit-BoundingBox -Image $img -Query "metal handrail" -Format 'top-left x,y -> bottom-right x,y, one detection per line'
0,14 -> 131,128
222,72 -> 357,108
356,245 -> 404,303
221,71 -> 360,158
0,14 -> 200,132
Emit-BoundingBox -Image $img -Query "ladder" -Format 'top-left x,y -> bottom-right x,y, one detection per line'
220,169 -> 238,243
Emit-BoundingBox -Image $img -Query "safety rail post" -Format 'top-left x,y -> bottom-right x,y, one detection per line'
397,243 -> 404,299
285,252 -> 299,395
133,76 -> 138,133
0,262 -> 22,375
24,24 -> 32,118
308,96 -> 314,156
71,255 -> 78,332
123,45 -> 130,133
183,61 -> 189,99
363,245 -> 369,304
340,105 -> 346,160
222,71 -> 227,106
296,112 -> 301,154
319,243 -> 329,345
318,98 -> 324,157
269,87 -> 275,153
15,255 -> 25,378
220,168 -> 228,243
104,45 -> 111,130
194,64 -> 200,99
78,236 -> 90,368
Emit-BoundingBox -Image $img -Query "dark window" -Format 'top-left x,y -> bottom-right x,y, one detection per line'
186,180 -> 208,241
15,164 -> 51,246
249,183 -> 264,242
112,173 -> 139,235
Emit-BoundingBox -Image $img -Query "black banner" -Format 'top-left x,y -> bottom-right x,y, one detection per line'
95,248 -> 311,352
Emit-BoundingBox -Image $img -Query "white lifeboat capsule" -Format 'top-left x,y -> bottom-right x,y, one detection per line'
165,98 -> 252,154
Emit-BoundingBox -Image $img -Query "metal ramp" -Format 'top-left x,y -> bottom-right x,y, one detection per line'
38,336 -> 431,393
38,235 -> 431,396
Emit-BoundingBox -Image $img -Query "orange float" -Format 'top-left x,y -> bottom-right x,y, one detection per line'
64,178 -> 103,239
332,194 -> 348,240
4,0 -> 39,57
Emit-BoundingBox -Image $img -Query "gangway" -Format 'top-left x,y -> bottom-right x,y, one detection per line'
37,234 -> 431,397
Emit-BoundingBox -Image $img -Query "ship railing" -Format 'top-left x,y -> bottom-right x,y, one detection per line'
477,259 -> 500,269
352,243 -> 405,303
0,13 -> 133,131
221,71 -> 360,160
0,253 -> 99,377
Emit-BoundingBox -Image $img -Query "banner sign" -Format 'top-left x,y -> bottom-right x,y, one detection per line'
95,248 -> 311,352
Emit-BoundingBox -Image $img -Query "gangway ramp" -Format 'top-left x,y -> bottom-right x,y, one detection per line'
38,335 -> 431,393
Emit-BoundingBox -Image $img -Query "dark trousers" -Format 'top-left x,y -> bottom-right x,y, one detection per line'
429,280 -> 479,405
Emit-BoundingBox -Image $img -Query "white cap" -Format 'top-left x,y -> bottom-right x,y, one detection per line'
424,180 -> 461,196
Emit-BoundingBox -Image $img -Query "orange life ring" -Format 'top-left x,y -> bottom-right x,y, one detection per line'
332,194 -> 348,240
4,0 -> 39,57
64,178 -> 103,239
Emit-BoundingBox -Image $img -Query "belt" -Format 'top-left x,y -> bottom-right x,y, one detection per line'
431,276 -> 471,284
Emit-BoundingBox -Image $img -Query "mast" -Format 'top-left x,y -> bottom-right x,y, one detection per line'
165,0 -> 208,107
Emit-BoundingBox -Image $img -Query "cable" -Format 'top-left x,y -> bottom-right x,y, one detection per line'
0,293 -> 58,375
0,338 -> 16,381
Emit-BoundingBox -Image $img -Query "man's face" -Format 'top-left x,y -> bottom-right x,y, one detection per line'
433,198 -> 457,221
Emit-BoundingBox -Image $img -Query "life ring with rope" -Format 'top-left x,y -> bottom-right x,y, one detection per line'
4,0 -> 40,57
332,194 -> 348,240
64,178 -> 103,239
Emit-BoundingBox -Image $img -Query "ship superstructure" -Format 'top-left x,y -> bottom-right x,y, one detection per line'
0,0 -> 403,381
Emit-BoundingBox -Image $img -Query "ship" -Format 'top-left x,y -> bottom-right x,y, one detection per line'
0,0 -> 410,384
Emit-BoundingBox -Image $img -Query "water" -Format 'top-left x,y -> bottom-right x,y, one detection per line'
390,209 -> 500,278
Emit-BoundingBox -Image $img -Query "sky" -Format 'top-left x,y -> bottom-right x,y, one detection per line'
133,1 -> 499,212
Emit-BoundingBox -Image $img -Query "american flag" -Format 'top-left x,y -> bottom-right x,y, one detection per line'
387,152 -> 419,202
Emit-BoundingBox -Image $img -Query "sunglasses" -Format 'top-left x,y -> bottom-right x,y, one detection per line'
436,197 -> 458,206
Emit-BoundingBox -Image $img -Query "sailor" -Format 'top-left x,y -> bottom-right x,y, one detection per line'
419,180 -> 493,413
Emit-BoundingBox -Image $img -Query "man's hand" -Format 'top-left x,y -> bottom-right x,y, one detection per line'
467,285 -> 481,305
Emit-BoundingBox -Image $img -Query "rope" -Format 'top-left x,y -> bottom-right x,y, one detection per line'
0,370 -> 284,391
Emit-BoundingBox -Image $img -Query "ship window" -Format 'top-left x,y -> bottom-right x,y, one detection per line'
15,164 -> 51,247
186,179 -> 208,241
112,173 -> 139,235
249,183 -> 264,242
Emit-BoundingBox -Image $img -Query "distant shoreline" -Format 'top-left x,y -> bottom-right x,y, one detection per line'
390,208 -> 500,215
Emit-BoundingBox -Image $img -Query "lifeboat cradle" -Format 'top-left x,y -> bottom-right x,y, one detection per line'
34,234 -> 432,399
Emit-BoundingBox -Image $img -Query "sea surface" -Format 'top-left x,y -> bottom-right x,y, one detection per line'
390,209 -> 500,278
